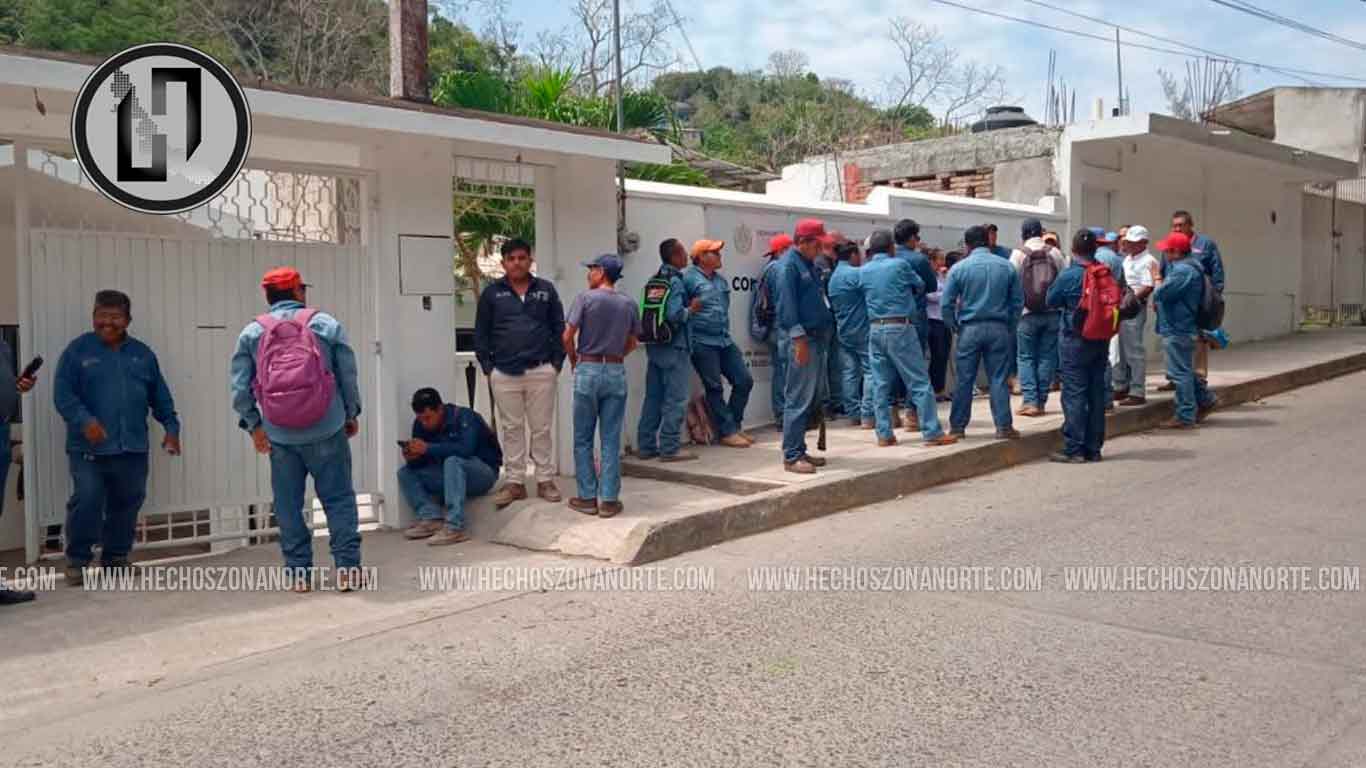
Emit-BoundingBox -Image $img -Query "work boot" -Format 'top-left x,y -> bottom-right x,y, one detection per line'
719,434 -> 750,448
659,451 -> 698,463
1197,398 -> 1218,422
1017,405 -> 1042,417
537,481 -> 562,503
336,567 -> 367,593
404,520 -> 443,540
1049,452 -> 1085,464
1158,418 -> 1195,430
1112,389 -> 1129,402
1119,396 -> 1147,407
493,484 -> 527,508
949,429 -> 967,439
802,454 -> 828,467
902,411 -> 919,432
598,501 -> 624,519
65,562 -> 87,587
923,434 -> 959,447
427,527 -> 470,546
736,431 -> 756,444
784,458 -> 817,475
877,435 -> 898,447
569,497 -> 599,515
995,428 -> 1023,440
1157,381 -> 1177,392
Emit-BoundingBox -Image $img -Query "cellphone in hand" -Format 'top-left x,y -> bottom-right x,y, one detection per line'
20,356 -> 43,380
396,440 -> 411,449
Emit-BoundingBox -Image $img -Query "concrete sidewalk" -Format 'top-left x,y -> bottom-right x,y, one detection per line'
616,327 -> 1366,563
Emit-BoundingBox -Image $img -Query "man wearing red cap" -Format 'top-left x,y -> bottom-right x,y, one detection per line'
754,234 -> 793,427
775,219 -> 836,473
1153,231 -> 1217,428
231,267 -> 364,591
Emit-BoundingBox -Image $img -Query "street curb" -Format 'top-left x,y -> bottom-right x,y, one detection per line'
621,460 -> 784,496
624,350 -> 1366,565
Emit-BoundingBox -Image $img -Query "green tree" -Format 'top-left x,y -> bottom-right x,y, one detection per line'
18,0 -> 181,56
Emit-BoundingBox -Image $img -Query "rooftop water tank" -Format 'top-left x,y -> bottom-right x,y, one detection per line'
970,106 -> 1038,133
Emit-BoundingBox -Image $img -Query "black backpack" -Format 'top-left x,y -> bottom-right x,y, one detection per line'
639,270 -> 675,345
1021,248 -> 1059,313
1197,273 -> 1225,330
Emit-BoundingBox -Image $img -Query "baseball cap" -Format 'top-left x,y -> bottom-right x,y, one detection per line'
1124,225 -> 1151,243
583,253 -> 624,281
767,234 -> 794,254
794,218 -> 828,243
1156,231 -> 1192,254
690,239 -> 725,258
261,266 -> 310,291
1086,226 -> 1114,244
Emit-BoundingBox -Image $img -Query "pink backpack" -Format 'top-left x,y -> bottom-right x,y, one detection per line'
253,308 -> 335,429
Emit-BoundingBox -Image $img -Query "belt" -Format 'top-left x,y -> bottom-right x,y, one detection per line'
579,355 -> 624,364
871,317 -> 912,325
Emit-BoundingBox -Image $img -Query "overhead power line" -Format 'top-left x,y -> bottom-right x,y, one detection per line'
1207,0 -> 1366,53
920,0 -> 1366,85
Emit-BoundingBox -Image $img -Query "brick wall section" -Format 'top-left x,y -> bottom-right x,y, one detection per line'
876,168 -> 995,200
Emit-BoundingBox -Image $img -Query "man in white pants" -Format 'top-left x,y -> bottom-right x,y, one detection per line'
1112,225 -> 1160,406
474,239 -> 566,507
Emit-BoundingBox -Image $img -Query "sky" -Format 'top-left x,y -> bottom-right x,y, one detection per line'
455,0 -> 1366,122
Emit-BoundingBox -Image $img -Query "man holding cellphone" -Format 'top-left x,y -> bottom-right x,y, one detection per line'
397,388 -> 502,545
0,339 -> 37,604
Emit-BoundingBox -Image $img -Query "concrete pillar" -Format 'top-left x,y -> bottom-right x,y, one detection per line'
389,0 -> 429,102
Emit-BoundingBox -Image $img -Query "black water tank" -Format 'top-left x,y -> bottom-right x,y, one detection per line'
971,106 -> 1038,133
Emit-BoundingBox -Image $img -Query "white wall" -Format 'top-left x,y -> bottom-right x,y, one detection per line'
1302,193 -> 1366,310
1273,90 -> 1365,165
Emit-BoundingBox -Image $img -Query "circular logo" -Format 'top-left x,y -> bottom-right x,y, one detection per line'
71,43 -> 251,215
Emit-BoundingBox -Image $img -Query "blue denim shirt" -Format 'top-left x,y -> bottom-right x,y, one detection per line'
826,261 -> 869,347
682,265 -> 733,348
1046,261 -> 1087,337
895,245 -> 938,321
656,263 -> 692,352
408,403 -> 502,471
53,332 -> 180,455
988,244 -> 1013,260
941,248 -> 1024,331
230,300 -> 362,446
1154,258 -> 1203,337
859,252 -> 924,321
1096,247 -> 1128,291
1160,235 -> 1225,292
775,247 -> 833,339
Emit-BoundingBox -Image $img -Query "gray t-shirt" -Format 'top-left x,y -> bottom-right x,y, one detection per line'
566,288 -> 642,357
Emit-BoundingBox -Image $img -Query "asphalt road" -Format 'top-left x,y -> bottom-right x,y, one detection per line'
8,372 -> 1366,767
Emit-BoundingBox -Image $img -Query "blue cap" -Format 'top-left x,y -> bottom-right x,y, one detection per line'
583,253 -> 624,281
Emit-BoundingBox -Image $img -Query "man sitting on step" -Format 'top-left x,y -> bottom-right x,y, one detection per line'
399,387 -> 503,546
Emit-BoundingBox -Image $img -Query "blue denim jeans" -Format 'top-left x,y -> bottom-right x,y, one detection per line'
870,323 -> 944,441
1017,312 -> 1061,408
269,429 -> 361,572
0,422 -> 9,520
780,333 -> 829,464
1059,334 -> 1109,458
691,343 -> 754,438
768,336 -> 786,424
637,345 -> 691,457
65,450 -> 149,565
951,322 -> 1014,432
398,456 -> 497,531
838,335 -> 873,422
1111,307 -> 1148,397
825,340 -> 844,415
573,362 -> 628,502
1164,334 -> 1215,424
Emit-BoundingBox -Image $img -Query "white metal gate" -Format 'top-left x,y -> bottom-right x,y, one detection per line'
24,230 -> 381,554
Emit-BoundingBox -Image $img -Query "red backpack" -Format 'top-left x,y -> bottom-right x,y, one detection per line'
1079,262 -> 1122,341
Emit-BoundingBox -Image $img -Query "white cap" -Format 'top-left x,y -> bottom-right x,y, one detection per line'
1124,225 -> 1150,243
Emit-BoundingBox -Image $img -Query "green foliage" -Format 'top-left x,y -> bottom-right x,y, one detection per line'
625,161 -> 711,187
16,0 -> 181,56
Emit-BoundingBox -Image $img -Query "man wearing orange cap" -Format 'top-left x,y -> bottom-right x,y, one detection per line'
230,267 -> 364,591
1153,231 -> 1217,429
682,238 -> 754,448
756,234 -> 793,427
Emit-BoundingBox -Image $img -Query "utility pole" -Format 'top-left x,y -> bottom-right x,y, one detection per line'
1114,28 -> 1124,116
613,0 -> 627,249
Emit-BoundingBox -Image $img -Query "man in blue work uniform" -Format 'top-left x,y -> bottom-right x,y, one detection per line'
985,223 -> 1013,259
759,234 -> 793,428
1090,228 -> 1129,412
1046,230 -> 1110,463
0,338 -> 37,604
862,230 -> 958,449
683,239 -> 754,448
231,267 -> 364,592
986,223 -> 1019,393
892,219 -> 938,431
942,226 -> 1024,440
638,239 -> 703,461
54,290 -> 181,585
1158,210 -> 1226,393
1153,231 -> 1218,429
399,387 -> 502,546
776,219 -> 836,474
825,239 -> 873,428
1010,218 -> 1067,417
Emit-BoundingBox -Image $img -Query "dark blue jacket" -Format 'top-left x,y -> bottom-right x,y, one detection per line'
475,276 -> 566,376
1046,261 -> 1087,338
1154,259 -> 1204,337
409,404 -> 502,470
53,332 -> 179,455
775,247 -> 833,339
895,244 -> 938,322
